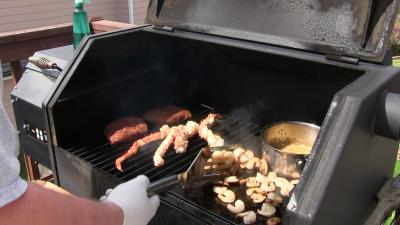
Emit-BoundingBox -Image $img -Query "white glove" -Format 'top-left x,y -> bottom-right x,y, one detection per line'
104,175 -> 160,225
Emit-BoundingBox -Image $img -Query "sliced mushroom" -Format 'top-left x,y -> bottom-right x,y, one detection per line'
275,177 -> 294,192
267,172 -> 277,182
224,151 -> 235,165
256,172 -> 269,183
212,150 -> 224,164
246,159 -> 255,170
204,165 -> 212,171
246,187 -> 263,196
213,186 -> 228,195
253,157 -> 261,168
224,176 -> 239,183
261,182 -> 276,193
240,154 -> 249,163
218,189 -> 236,203
267,192 -> 283,205
246,177 -> 260,188
267,216 -> 281,225
257,202 -> 276,217
290,179 -> 300,185
280,187 -> 293,197
290,171 -> 301,179
233,147 -> 246,161
245,150 -> 254,158
259,159 -> 269,175
227,199 -> 245,214
274,177 -> 290,188
275,177 -> 295,197
237,211 -> 257,224
250,193 -> 266,203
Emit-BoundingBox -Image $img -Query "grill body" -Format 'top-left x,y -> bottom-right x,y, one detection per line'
12,27 -> 400,225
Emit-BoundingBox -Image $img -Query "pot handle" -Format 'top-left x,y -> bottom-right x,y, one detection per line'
363,176 -> 400,225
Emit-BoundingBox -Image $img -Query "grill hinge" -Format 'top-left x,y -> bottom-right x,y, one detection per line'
153,25 -> 174,32
325,54 -> 359,65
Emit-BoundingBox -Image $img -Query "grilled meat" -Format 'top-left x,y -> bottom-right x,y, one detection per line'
143,105 -> 192,125
104,117 -> 148,145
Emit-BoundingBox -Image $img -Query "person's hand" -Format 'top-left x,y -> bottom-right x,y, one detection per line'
104,175 -> 160,225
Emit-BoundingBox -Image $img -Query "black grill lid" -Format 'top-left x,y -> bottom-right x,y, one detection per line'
146,0 -> 400,63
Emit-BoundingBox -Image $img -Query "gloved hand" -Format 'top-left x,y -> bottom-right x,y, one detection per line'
104,175 -> 160,225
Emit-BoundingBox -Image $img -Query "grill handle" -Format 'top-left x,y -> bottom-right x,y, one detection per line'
147,175 -> 180,196
374,91 -> 400,140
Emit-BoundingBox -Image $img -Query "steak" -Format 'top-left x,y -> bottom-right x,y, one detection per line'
104,117 -> 148,145
143,105 -> 192,125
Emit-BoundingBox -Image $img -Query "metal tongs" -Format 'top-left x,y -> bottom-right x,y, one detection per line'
147,145 -> 241,196
363,176 -> 400,225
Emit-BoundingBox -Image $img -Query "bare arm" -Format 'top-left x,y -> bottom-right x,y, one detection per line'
0,183 -> 123,225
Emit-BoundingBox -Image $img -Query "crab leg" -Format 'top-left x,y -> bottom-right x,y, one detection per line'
115,125 -> 170,171
173,121 -> 200,153
154,127 -> 178,167
198,113 -> 224,147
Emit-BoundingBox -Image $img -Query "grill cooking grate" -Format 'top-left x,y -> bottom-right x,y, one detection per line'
67,105 -> 261,182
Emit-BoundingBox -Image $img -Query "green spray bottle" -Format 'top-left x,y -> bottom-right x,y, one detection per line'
73,0 -> 91,49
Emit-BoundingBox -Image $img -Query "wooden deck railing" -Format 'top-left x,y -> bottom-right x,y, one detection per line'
0,18 -> 134,85
0,19 -> 134,181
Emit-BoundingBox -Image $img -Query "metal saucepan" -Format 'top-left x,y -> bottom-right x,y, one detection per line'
261,121 -> 320,179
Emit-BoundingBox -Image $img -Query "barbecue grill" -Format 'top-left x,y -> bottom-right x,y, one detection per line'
11,0 -> 400,224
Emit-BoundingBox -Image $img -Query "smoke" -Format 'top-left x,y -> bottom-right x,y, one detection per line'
226,100 -> 272,125
216,100 -> 274,155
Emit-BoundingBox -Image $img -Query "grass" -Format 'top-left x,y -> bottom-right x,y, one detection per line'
393,57 -> 400,67
395,160 -> 400,177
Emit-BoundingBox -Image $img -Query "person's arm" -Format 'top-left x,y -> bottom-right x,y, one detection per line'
0,182 -> 123,225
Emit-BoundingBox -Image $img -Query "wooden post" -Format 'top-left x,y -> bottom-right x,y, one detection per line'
10,61 -> 22,85
24,155 -> 41,181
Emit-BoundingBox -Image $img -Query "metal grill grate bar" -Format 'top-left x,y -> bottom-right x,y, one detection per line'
64,105 -> 260,183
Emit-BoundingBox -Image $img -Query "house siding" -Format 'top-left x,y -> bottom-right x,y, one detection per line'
0,0 -> 131,33
132,0 -> 149,25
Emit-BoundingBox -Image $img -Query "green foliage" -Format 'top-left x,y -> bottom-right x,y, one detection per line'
384,211 -> 395,225
393,58 -> 400,67
393,45 -> 400,57
395,159 -> 400,177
